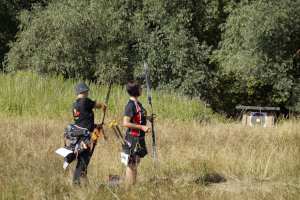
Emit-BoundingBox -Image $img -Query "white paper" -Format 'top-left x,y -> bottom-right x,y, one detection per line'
121,152 -> 128,166
55,148 -> 73,157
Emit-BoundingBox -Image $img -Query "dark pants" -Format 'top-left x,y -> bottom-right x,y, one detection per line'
73,148 -> 90,185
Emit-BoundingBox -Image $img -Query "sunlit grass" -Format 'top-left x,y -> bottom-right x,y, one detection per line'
1,115 -> 300,199
0,71 -> 223,122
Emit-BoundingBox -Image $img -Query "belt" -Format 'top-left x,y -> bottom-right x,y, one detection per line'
126,135 -> 144,141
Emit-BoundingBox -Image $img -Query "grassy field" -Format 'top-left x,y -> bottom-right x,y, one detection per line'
1,72 -> 300,199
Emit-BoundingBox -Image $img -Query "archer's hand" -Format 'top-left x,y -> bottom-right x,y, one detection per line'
95,124 -> 102,129
146,116 -> 155,123
142,126 -> 151,133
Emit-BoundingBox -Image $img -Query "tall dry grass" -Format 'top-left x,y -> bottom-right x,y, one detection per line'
1,115 -> 300,199
1,72 -> 300,199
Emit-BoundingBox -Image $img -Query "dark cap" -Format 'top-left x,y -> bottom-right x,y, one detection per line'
75,82 -> 90,95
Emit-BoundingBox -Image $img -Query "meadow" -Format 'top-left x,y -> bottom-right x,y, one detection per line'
1,71 -> 300,199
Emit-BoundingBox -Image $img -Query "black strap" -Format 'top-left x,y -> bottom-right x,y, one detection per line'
126,134 -> 144,141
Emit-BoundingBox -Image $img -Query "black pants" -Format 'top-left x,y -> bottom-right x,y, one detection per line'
73,148 -> 90,185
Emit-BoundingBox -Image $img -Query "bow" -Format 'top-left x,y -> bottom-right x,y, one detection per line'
91,71 -> 114,146
144,61 -> 156,167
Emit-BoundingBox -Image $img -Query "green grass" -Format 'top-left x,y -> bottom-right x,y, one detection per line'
0,70 -> 224,122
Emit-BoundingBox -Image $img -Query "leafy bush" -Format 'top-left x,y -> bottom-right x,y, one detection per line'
4,0 -> 218,99
214,0 -> 300,112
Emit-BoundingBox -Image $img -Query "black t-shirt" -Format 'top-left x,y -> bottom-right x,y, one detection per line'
72,97 -> 96,132
124,100 -> 147,137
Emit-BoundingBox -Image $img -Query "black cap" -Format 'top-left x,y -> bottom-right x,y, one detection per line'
75,82 -> 90,95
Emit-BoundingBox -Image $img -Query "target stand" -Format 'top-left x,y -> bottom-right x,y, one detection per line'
236,106 -> 280,127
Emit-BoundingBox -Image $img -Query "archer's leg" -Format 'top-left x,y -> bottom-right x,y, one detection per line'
73,149 -> 90,185
126,158 -> 140,184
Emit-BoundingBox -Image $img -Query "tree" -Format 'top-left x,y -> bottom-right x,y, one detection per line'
0,0 -> 48,70
4,0 -> 220,99
214,0 -> 300,113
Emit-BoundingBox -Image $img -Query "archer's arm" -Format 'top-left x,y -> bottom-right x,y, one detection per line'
93,101 -> 102,109
123,116 -> 150,133
146,116 -> 155,123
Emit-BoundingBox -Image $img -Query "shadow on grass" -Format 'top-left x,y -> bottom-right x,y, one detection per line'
193,172 -> 226,186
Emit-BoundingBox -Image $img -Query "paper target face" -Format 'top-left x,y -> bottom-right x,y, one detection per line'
250,112 -> 267,127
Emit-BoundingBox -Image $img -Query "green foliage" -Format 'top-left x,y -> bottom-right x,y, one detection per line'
211,72 -> 284,116
0,1 -> 18,70
131,0 -> 214,97
214,0 -> 300,113
4,0 -> 222,98
5,0 -> 300,114
0,0 -> 48,70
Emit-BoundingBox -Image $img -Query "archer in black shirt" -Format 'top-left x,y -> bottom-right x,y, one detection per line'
123,80 -> 154,184
71,82 -> 102,185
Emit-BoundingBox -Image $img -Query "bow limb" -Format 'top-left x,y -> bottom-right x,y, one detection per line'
100,71 -> 114,140
91,71 -> 114,144
144,61 -> 156,167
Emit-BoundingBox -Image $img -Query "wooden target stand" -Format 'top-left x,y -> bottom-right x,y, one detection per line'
236,106 -> 280,127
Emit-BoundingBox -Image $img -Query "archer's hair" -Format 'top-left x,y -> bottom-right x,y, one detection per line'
126,80 -> 141,97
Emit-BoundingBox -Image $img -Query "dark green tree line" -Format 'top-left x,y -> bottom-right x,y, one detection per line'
3,0 -> 300,115
4,0 -> 234,99
0,0 -> 48,70
214,0 -> 300,113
